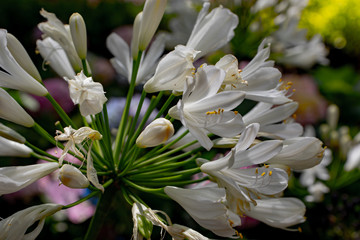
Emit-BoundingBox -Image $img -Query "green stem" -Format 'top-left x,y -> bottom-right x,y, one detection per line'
32,123 -> 57,146
114,51 -> 143,163
45,93 -> 76,128
84,179 -> 115,240
82,59 -> 90,77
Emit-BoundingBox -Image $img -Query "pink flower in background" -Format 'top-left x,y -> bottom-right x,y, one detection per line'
283,74 -> 328,125
37,148 -> 95,224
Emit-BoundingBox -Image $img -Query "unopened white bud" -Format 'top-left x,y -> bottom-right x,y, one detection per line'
136,118 -> 174,148
70,13 -> 87,59
138,0 -> 167,51
6,33 -> 42,82
59,164 -> 89,189
327,104 -> 339,130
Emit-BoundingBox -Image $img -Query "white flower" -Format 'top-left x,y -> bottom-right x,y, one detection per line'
243,101 -> 303,139
168,65 -> 245,150
136,118 -> 174,148
305,181 -> 329,203
0,88 -> 35,127
0,29 -> 48,96
0,162 -> 59,196
186,2 -> 239,59
164,186 -> 241,239
65,71 -> 107,116
36,37 -> 76,79
299,148 -> 331,187
243,198 -> 306,230
201,123 -> 287,209
144,45 -> 198,93
344,143 -> 360,171
143,3 -> 238,93
137,0 -> 167,51
69,13 -> 87,59
38,9 -> 82,71
107,32 -> 166,85
0,203 -> 62,240
59,164 -> 89,188
217,40 -> 291,105
266,137 -> 325,170
0,136 -> 32,157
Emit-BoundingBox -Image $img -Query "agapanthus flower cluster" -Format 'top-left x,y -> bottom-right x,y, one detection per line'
0,1 -> 326,239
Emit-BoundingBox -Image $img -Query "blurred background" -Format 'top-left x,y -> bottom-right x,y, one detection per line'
1,0 -> 360,239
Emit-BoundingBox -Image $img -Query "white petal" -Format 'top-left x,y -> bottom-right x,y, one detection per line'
244,198 -> 306,230
0,162 -> 59,196
234,123 -> 260,151
260,123 -> 304,139
87,152 -> 104,193
0,88 -> 34,127
0,30 -> 48,96
0,136 -> 32,157
106,32 -> 131,79
344,144 -> 360,171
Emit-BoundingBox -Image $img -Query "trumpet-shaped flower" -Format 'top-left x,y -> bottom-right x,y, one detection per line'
65,71 -> 107,116
0,162 -> 59,196
217,40 -> 291,105
243,102 -> 303,139
266,137 -> 325,170
0,88 -> 35,127
200,124 -> 287,210
168,65 -> 245,150
144,45 -> 198,92
243,198 -> 306,230
0,203 -> 62,240
136,118 -> 174,148
36,37 -> 76,79
38,9 -> 82,71
107,32 -> 166,85
143,3 -> 238,93
0,136 -> 32,157
164,186 -> 241,238
0,29 -> 48,96
186,2 -> 238,59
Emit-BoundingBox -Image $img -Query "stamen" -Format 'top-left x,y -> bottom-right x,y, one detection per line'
298,227 -> 302,233
261,172 -> 266,177
269,171 -> 272,176
255,168 -> 258,174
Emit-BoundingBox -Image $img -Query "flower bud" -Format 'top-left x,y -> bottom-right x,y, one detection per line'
6,33 -> 42,82
136,118 -> 174,148
131,12 -> 142,60
138,0 -> 167,51
0,123 -> 26,143
327,104 -> 339,130
70,13 -> 87,59
59,164 -> 89,189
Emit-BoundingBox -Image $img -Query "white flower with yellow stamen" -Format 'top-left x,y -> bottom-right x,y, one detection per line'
200,123 -> 287,210
0,203 -> 62,240
168,65 -> 245,150
143,2 -> 238,93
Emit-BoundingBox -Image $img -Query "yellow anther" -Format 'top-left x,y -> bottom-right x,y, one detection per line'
287,81 -> 293,85
229,219 -> 234,226
255,168 -> 258,174
279,78 -> 283,82
292,114 -> 297,119
269,171 -> 273,176
261,172 -> 266,177
234,111 -> 238,115
298,227 -> 302,233
264,164 -> 269,168
231,84 -> 237,88
292,89 -> 296,92
238,69 -> 242,73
